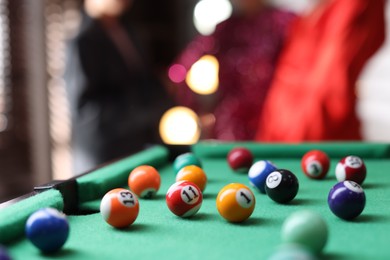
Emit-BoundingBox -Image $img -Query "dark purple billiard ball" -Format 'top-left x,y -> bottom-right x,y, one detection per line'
265,169 -> 299,203
0,245 -> 11,260
328,181 -> 366,220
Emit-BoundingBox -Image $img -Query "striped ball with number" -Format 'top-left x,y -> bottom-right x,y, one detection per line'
166,181 -> 203,217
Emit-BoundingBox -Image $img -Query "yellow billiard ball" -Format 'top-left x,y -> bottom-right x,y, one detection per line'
216,183 -> 255,223
176,165 -> 207,192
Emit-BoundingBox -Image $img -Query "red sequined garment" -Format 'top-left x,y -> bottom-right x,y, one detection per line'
171,7 -> 296,140
256,0 -> 386,142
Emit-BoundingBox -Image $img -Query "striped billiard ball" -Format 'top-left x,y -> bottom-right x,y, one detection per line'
335,156 -> 366,185
100,188 -> 140,228
166,181 -> 203,218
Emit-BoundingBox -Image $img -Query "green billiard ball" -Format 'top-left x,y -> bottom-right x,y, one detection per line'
281,210 -> 328,254
173,153 -> 202,174
268,244 -> 318,260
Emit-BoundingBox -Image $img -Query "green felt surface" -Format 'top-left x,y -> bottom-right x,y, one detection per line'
0,190 -> 64,244
4,143 -> 390,259
77,145 -> 169,203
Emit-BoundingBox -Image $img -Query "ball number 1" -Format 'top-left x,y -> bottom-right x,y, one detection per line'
240,191 -> 251,204
236,188 -> 254,208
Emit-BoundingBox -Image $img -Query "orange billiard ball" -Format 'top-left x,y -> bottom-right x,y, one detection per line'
216,183 -> 255,223
176,165 -> 207,192
128,165 -> 161,199
100,188 -> 140,228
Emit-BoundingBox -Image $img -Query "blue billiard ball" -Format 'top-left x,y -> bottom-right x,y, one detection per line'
25,208 -> 69,253
248,160 -> 277,193
0,245 -> 11,260
328,181 -> 366,220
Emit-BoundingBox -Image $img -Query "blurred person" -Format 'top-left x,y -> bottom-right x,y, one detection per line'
65,0 -> 172,173
169,0 -> 296,140
256,0 -> 386,141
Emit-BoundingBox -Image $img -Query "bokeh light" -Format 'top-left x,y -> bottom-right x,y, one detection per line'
159,107 -> 201,145
186,55 -> 219,95
168,64 -> 187,83
193,0 -> 232,35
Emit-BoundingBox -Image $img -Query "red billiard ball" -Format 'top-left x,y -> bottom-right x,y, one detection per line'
227,147 -> 254,172
335,156 -> 366,185
100,188 -> 140,228
166,181 -> 203,218
301,150 -> 330,179
128,165 -> 161,199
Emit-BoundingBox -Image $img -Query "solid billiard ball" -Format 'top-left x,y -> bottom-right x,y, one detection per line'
100,188 -> 140,228
227,147 -> 254,172
166,181 -> 203,217
216,183 -> 255,222
281,210 -> 328,254
0,245 -> 11,260
301,150 -> 330,179
25,208 -> 69,253
176,165 -> 207,192
268,244 -> 317,260
248,160 -> 277,193
128,165 -> 161,199
335,156 -> 366,185
265,169 -> 299,204
328,181 -> 366,220
173,153 -> 202,174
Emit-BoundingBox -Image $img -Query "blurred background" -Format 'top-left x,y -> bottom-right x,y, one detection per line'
0,0 -> 388,202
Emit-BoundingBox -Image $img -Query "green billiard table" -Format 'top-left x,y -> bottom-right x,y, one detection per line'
1,142 -> 390,259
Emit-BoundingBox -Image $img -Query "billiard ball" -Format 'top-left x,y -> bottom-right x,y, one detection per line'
0,245 -> 11,260
328,181 -> 366,220
100,188 -> 140,228
268,244 -> 317,260
25,208 -> 69,253
335,156 -> 366,185
166,181 -> 203,217
301,150 -> 330,179
173,153 -> 202,174
248,160 -> 277,193
128,165 -> 161,199
176,165 -> 207,192
281,210 -> 328,254
265,170 -> 299,204
216,183 -> 255,222
227,147 -> 254,172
